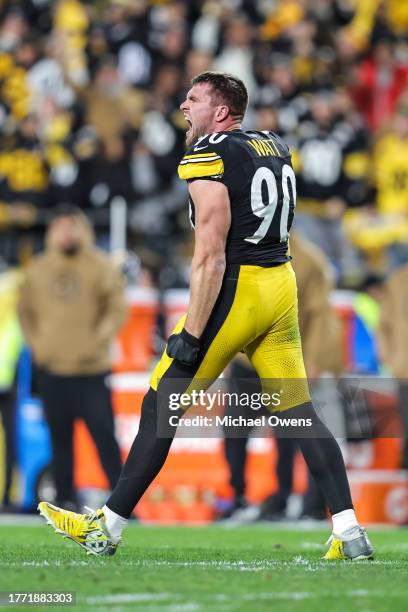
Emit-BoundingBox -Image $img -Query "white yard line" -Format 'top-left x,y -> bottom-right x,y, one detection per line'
85,594 -> 203,611
0,514 -> 43,526
83,589 -> 389,609
0,515 -> 398,530
1,558 -> 402,571
244,592 -> 312,601
87,604 -> 203,612
86,594 -> 172,604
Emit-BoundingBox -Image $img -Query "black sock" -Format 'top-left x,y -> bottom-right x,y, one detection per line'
224,435 -> 249,499
275,436 -> 297,506
274,402 -> 353,515
106,388 -> 177,518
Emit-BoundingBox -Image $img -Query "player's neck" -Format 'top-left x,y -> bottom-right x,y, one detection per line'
224,121 -> 241,132
212,120 -> 242,134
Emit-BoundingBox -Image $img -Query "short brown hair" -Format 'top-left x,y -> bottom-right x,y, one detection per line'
191,71 -> 248,120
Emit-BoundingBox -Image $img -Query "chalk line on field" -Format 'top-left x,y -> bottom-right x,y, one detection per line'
86,594 -> 171,604
1,558 -> 404,571
85,594 -> 203,611
0,514 -> 398,530
82,589 -> 390,609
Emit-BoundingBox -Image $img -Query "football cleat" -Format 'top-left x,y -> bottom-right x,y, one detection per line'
38,501 -> 118,556
323,526 -> 374,560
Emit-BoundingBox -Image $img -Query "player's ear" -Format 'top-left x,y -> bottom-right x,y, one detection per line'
215,105 -> 229,122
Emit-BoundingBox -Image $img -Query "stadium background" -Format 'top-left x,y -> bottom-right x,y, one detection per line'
0,0 -> 408,525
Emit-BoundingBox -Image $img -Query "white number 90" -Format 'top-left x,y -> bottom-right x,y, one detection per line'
245,164 -> 296,244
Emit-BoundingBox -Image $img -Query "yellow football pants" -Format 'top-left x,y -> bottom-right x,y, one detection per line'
150,262 -> 310,411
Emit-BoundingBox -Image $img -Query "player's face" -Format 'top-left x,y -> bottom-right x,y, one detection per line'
180,83 -> 218,146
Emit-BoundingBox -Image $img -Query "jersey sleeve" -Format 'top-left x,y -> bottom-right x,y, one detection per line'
177,134 -> 227,182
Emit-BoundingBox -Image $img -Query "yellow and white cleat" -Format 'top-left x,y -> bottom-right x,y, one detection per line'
323,526 -> 374,561
38,501 -> 118,556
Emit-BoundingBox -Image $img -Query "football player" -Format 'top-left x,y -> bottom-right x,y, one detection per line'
39,72 -> 373,560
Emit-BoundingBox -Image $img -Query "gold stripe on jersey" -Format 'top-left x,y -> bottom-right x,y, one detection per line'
179,155 -> 221,165
182,152 -> 220,159
178,153 -> 224,180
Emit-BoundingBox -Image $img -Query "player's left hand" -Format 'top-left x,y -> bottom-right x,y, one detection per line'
166,328 -> 200,366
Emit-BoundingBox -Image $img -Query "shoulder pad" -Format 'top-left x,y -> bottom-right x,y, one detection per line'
178,133 -> 229,181
267,131 -> 291,157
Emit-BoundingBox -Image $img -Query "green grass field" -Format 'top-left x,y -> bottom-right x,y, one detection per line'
0,522 -> 407,611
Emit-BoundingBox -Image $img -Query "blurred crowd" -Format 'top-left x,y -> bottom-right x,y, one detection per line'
1,0 -> 408,513
0,0 -> 407,286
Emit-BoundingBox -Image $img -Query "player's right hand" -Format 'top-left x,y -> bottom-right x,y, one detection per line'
166,328 -> 200,366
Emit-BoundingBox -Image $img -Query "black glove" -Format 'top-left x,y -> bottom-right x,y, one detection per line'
166,328 -> 200,366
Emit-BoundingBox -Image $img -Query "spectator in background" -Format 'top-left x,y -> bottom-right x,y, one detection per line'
85,136 -> 135,213
0,0 -> 406,285
257,54 -> 309,143
372,102 -> 408,267
52,0 -> 89,87
152,16 -> 188,72
0,114 -> 48,210
351,274 -> 384,375
0,7 -> 28,53
0,114 -> 43,263
291,232 -> 343,380
82,56 -> 143,149
102,0 -> 152,86
252,101 -> 279,133
350,36 -> 408,133
293,91 -> 370,282
378,263 -> 408,469
0,270 -> 23,510
346,102 -> 408,274
184,49 -> 212,86
128,62 -> 187,259
18,206 -> 126,509
213,15 -> 257,97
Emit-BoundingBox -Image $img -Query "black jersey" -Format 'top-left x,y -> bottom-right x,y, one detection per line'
178,129 -> 296,266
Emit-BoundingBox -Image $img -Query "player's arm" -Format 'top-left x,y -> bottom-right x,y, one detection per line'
185,179 -> 231,336
166,179 -> 231,366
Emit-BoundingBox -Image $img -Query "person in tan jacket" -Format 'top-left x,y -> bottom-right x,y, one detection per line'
18,206 -> 127,509
284,232 -> 344,519
291,232 -> 343,379
378,264 -> 408,468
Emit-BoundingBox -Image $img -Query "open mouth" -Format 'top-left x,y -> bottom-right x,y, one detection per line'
184,116 -> 192,132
